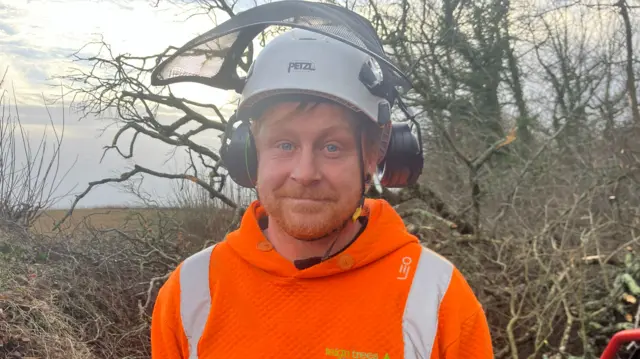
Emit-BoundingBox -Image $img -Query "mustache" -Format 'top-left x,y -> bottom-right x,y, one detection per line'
276,188 -> 336,201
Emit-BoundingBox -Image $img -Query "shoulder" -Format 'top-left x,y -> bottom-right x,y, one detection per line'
155,243 -> 220,312
179,244 -> 218,284
151,244 -> 220,354
403,243 -> 482,321
402,244 -> 488,354
403,244 -> 455,308
150,243 -> 221,358
411,246 -> 492,356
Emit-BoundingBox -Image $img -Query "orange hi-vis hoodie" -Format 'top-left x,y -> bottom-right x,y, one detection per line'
151,198 -> 494,359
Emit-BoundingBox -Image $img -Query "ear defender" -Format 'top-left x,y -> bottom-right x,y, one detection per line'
377,122 -> 423,188
219,112 -> 258,188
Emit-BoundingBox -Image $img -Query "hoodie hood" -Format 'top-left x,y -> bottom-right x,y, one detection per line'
224,198 -> 419,279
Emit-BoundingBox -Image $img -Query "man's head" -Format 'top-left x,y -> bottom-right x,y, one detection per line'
152,2 -> 424,242
230,27 -> 399,240
250,99 -> 382,240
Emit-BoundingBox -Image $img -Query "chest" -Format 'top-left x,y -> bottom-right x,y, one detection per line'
196,260 -> 416,359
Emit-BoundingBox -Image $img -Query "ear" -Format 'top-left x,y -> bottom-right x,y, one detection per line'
249,120 -> 258,140
364,148 -> 379,174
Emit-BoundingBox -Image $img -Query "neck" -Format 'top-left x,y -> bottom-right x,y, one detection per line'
264,219 -> 363,263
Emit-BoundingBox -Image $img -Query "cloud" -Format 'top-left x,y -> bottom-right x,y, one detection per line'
0,0 -> 235,106
0,22 -> 17,36
2,102 -> 220,209
0,0 -> 245,207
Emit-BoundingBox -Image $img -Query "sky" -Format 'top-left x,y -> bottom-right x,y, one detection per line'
0,0 -> 634,210
0,0 -> 251,209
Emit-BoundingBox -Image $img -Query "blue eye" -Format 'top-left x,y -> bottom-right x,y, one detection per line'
326,144 -> 338,152
278,142 -> 293,151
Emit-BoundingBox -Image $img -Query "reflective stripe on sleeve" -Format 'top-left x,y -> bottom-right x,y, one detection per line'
179,244 -> 216,359
402,246 -> 454,359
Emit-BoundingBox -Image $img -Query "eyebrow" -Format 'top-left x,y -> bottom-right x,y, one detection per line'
263,120 -> 354,136
318,123 -> 353,135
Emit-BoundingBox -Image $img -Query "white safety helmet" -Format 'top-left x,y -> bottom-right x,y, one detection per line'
236,27 -> 394,162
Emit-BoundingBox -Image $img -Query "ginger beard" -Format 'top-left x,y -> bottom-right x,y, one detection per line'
258,183 -> 361,241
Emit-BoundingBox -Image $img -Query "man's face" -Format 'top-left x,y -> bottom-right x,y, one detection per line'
253,101 -> 371,240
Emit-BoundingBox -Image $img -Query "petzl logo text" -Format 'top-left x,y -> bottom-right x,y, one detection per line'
288,61 -> 316,73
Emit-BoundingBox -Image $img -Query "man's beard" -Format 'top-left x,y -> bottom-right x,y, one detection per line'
260,186 -> 359,241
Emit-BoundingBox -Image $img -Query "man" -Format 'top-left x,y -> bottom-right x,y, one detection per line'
150,6 -> 493,359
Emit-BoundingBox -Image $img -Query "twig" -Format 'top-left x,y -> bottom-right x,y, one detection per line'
53,164 -> 237,230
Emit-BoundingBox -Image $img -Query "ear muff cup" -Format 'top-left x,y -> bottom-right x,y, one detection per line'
377,122 -> 423,187
220,118 -> 258,188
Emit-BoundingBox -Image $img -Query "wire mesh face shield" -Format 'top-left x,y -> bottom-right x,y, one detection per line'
150,0 -> 412,99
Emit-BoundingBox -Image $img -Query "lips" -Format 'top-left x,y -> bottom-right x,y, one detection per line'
285,197 -> 329,203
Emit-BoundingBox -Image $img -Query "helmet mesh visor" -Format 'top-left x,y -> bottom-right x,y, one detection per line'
160,33 -> 238,79
152,1 -> 411,92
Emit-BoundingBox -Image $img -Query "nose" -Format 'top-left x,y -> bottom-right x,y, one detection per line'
290,146 -> 321,185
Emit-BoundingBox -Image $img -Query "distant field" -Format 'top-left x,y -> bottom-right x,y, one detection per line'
31,207 -> 168,235
31,206 -> 236,239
